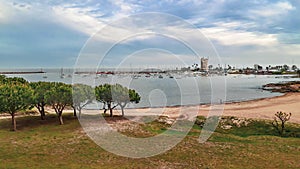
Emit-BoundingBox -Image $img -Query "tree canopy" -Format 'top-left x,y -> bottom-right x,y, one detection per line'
112,84 -> 140,116
45,82 -> 72,125
30,81 -> 52,120
72,84 -> 94,117
95,84 -> 140,117
0,77 -> 33,131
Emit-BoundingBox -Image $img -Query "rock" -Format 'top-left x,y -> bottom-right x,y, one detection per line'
221,125 -> 232,130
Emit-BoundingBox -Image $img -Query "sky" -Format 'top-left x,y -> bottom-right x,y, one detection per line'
0,0 -> 300,69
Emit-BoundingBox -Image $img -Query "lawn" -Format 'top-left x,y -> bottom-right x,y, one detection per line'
0,114 -> 299,169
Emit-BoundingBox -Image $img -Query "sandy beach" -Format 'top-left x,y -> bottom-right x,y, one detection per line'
1,92 -> 299,124
122,93 -> 300,123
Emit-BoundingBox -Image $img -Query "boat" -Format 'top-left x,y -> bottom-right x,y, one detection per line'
60,68 -> 65,79
132,75 -> 139,79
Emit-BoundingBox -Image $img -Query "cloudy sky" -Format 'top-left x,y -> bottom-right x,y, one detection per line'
0,0 -> 299,68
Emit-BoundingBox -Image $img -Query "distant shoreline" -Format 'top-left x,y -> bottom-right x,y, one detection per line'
0,71 -> 45,74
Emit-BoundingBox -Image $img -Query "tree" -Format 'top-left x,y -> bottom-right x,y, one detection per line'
1,77 -> 29,85
30,82 -> 52,120
72,84 -> 94,118
0,78 -> 33,131
272,111 -> 292,136
95,84 -> 115,117
0,75 -> 6,83
282,64 -> 289,71
112,84 -> 140,116
291,65 -> 297,71
45,82 -> 72,125
95,84 -> 141,117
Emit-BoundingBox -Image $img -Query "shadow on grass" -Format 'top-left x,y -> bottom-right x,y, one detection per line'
0,113 -> 79,131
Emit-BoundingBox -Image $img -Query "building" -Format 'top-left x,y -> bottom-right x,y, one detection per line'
254,64 -> 263,71
200,57 -> 209,71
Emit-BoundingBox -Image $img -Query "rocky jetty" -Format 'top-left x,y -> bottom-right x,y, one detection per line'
262,81 -> 300,93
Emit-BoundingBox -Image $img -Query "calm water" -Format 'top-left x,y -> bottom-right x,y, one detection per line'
5,70 -> 299,108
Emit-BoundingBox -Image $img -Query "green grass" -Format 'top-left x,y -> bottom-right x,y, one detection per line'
0,114 -> 299,169
213,117 -> 300,138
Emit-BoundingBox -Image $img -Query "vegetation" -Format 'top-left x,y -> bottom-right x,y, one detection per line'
45,82 -> 72,125
30,81 -> 52,120
0,114 -> 299,168
0,75 -> 299,168
0,75 -> 141,130
72,84 -> 95,117
95,84 -> 114,116
272,111 -> 292,137
0,77 -> 33,131
95,84 -> 140,117
112,84 -> 141,116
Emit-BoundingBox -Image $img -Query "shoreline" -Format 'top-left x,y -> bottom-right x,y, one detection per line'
122,92 -> 300,123
1,92 -> 299,124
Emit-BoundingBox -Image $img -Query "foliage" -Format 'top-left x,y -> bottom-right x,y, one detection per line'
196,116 -> 300,138
0,80 -> 33,131
45,82 -> 72,125
0,76 -> 29,85
72,84 -> 94,117
272,111 -> 292,136
95,84 -> 114,117
95,84 -> 140,117
0,75 -> 6,83
112,84 -> 141,116
291,65 -> 298,71
30,81 -> 52,120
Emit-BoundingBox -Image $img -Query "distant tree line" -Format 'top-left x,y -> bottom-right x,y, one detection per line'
0,75 -> 140,131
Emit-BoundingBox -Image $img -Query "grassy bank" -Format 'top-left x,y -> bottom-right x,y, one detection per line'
0,114 -> 299,169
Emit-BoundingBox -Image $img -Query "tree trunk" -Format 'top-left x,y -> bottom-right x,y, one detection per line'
110,108 -> 113,117
41,106 -> 45,120
78,108 -> 82,119
36,104 -> 46,120
73,108 -> 77,117
121,107 -> 125,117
108,103 -> 113,117
281,122 -> 285,135
58,113 -> 64,125
11,113 -> 17,131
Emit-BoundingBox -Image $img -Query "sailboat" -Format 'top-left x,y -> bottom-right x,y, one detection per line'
60,68 -> 65,78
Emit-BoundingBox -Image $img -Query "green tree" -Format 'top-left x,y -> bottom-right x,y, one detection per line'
95,84 -> 140,117
0,75 -> 6,83
30,81 -> 52,120
272,111 -> 292,136
291,65 -> 297,71
72,84 -> 94,117
95,84 -> 114,117
45,82 -> 72,125
1,77 -> 29,85
0,79 -> 33,131
112,84 -> 140,116
282,64 -> 289,71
